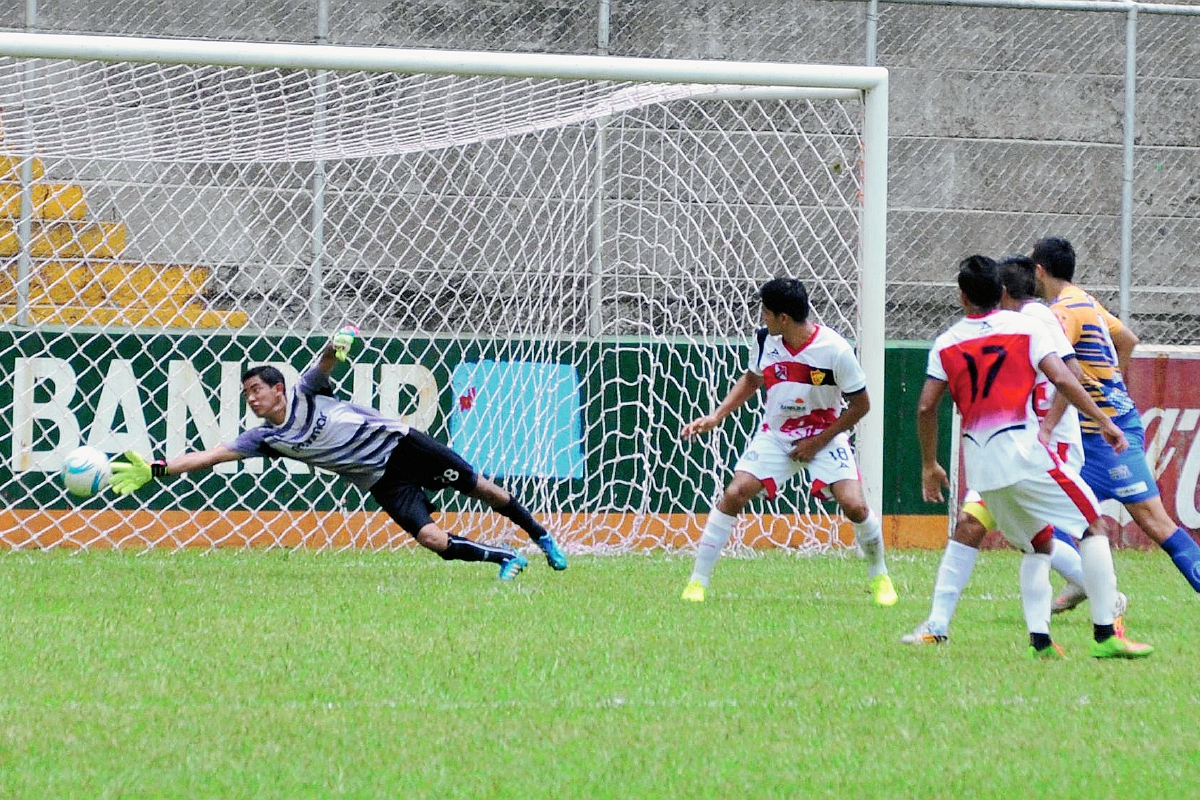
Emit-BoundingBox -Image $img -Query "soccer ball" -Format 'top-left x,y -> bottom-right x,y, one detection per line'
61,446 -> 112,498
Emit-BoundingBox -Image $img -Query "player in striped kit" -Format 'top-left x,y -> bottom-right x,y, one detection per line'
918,255 -> 1151,658
1033,236 -> 1200,598
109,325 -> 567,580
680,277 -> 898,606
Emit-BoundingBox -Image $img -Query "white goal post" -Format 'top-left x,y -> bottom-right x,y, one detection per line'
0,31 -> 887,552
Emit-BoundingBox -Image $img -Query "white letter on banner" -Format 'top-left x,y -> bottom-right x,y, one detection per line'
166,361 -> 239,475
378,365 -> 437,432
351,363 -> 374,408
87,359 -> 153,456
1175,411 -> 1200,529
1141,407 -> 1179,479
10,357 -> 81,472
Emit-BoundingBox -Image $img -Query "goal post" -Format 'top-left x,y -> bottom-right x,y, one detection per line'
0,31 -> 887,552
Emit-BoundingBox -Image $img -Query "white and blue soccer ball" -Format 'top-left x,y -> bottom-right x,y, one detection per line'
61,446 -> 112,498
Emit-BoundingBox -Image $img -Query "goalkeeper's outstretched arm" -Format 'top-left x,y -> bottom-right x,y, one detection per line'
110,445 -> 242,495
317,324 -> 360,376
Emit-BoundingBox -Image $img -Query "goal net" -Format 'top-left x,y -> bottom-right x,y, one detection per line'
0,34 -> 887,553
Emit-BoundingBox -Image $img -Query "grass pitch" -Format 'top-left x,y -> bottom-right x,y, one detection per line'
0,547 -> 1195,798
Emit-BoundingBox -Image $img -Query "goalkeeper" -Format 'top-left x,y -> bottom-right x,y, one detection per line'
109,325 -> 568,580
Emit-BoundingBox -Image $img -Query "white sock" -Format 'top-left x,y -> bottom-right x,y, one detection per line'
1079,535 -> 1118,626
689,509 -> 737,587
928,539 -> 979,633
853,511 -> 887,579
1049,539 -> 1085,590
1019,552 -> 1053,636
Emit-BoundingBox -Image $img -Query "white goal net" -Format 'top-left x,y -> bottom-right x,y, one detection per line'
0,34 -> 887,553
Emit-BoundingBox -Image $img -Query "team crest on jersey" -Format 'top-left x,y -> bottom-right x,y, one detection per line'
809,368 -> 826,386
774,364 -> 789,381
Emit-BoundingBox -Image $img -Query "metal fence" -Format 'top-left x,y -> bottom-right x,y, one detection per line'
4,0 -> 1199,343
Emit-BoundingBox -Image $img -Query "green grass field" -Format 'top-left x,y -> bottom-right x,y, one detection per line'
0,547 -> 1195,798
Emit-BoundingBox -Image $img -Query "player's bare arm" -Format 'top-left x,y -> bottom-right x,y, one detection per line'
916,377 -> 950,502
788,388 -> 869,462
1037,356 -> 1084,444
1039,353 -> 1129,453
1110,322 -> 1139,381
681,371 -> 763,438
164,445 -> 243,476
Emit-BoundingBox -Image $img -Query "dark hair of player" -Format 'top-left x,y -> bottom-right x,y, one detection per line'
997,254 -> 1039,302
241,365 -> 287,388
758,277 -> 810,323
1031,236 -> 1076,282
957,254 -> 1001,310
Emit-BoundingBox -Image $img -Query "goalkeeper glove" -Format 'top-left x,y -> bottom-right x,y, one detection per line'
331,324 -> 360,362
110,451 -> 168,496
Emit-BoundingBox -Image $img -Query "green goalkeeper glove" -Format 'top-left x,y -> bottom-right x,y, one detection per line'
110,451 -> 168,495
331,324 -> 360,362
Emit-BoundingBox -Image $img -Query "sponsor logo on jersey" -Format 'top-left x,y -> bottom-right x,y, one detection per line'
1109,464 -> 1133,480
295,412 -> 329,450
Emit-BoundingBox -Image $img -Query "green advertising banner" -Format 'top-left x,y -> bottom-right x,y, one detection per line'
0,328 -> 947,517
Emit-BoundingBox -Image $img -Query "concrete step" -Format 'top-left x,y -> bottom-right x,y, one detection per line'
0,302 -> 249,328
0,220 -> 126,258
0,155 -> 45,181
0,183 -> 88,220
0,261 -> 210,305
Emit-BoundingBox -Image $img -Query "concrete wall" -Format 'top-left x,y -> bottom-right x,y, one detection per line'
3,0 -> 1198,341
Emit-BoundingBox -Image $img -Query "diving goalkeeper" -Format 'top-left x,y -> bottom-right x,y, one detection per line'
109,325 -> 567,580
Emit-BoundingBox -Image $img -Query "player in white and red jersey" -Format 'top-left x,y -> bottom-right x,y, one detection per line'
917,255 -> 1152,659
901,254 -> 1121,646
679,277 -> 898,606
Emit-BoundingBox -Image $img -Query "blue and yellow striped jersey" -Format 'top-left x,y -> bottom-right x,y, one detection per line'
1049,284 -> 1135,431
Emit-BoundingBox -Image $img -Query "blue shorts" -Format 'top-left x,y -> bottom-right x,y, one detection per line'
1079,410 -> 1159,504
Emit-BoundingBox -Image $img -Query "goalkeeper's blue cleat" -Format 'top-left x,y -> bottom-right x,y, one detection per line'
498,552 -> 528,581
536,534 -> 568,571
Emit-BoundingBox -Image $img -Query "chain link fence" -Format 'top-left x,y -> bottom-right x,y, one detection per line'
3,0 -> 1199,343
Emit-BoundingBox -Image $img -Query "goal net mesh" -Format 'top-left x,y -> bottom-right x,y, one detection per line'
0,53 -> 866,554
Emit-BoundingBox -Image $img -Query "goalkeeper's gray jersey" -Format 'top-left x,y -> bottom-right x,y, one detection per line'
226,368 -> 410,490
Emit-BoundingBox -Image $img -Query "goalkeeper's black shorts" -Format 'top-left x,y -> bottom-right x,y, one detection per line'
369,430 -> 478,536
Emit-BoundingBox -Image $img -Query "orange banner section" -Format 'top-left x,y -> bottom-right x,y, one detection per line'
0,510 -> 950,550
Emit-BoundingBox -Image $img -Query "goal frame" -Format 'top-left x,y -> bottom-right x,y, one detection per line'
0,30 -> 889,518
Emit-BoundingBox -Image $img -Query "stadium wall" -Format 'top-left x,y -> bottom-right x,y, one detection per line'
3,0 -> 1198,343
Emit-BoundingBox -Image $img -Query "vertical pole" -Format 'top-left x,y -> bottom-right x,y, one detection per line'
309,0 -> 330,329
1118,3 -> 1137,323
16,0 -> 39,327
588,0 -> 611,338
859,77 -> 889,517
865,0 -> 879,67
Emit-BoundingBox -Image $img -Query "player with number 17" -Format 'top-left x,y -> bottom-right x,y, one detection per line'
108,325 -> 567,579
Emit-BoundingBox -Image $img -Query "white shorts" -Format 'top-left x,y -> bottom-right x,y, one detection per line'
977,461 -> 1101,553
962,438 -> 1084,530
733,430 -> 859,502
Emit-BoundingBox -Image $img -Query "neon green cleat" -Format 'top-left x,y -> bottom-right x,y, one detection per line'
1090,634 -> 1154,659
681,580 -> 706,602
1028,643 -> 1066,660
870,574 -> 898,607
